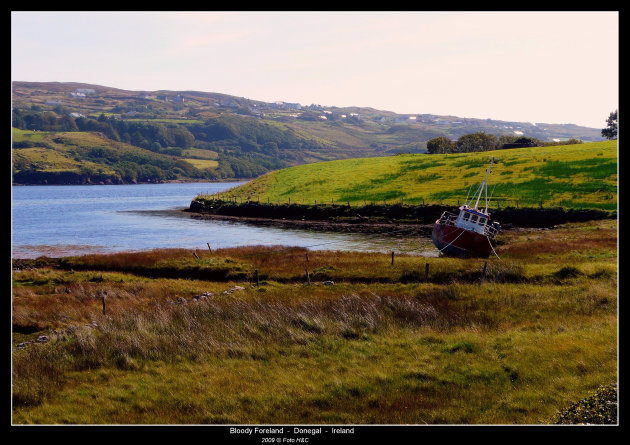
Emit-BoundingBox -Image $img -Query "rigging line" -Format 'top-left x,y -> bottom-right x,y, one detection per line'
464,183 -> 473,206
488,184 -> 497,209
437,228 -> 467,253
221,227 -> 424,260
487,237 -> 502,261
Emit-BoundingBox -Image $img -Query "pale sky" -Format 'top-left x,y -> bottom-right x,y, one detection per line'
12,11 -> 618,128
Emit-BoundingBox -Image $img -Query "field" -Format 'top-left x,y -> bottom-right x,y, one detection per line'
182,158 -> 219,170
216,141 -> 618,210
12,219 -> 617,424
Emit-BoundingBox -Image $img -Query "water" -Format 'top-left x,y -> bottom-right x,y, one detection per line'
12,182 -> 437,258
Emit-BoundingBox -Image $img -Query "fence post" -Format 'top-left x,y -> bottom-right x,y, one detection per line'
193,251 -> 200,259
305,268 -> 311,285
306,253 -> 309,263
207,243 -> 211,251
481,262 -> 488,281
391,251 -> 395,265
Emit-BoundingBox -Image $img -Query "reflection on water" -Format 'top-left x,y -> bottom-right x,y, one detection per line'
12,182 -> 439,258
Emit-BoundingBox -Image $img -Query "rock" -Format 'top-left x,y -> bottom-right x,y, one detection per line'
36,335 -> 49,343
222,286 -> 246,295
323,281 -> 335,286
192,291 -> 215,300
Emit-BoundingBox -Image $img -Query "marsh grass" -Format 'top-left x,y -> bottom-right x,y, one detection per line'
12,220 -> 617,424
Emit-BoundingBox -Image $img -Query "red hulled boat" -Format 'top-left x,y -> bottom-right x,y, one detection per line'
431,157 -> 501,257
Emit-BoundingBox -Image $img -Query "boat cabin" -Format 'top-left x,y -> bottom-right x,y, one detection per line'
456,205 -> 489,235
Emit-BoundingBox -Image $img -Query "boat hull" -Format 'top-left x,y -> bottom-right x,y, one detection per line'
431,223 -> 495,257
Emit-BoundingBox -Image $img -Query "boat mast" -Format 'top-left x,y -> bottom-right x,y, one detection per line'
473,157 -> 494,210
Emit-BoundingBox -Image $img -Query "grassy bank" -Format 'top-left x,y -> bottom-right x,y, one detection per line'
12,220 -> 617,424
211,141 -> 617,210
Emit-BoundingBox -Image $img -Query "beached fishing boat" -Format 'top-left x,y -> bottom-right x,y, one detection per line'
431,157 -> 501,257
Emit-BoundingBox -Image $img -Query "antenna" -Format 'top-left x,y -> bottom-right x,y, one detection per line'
473,157 -> 495,210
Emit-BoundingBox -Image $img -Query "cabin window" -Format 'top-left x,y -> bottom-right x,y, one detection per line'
479,217 -> 486,225
462,213 -> 470,221
470,215 -> 478,223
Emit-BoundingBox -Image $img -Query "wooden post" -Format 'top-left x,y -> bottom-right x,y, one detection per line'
207,243 -> 211,251
425,263 -> 430,281
391,251 -> 395,265
305,268 -> 311,285
102,296 -> 106,315
481,262 -> 488,281
306,253 -> 309,263
193,251 -> 199,259
255,269 -> 259,287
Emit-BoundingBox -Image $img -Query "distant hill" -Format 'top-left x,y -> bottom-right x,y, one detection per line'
214,140 -> 618,211
12,81 -> 605,184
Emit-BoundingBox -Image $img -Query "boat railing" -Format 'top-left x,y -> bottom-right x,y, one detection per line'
484,224 -> 499,239
437,211 -> 458,227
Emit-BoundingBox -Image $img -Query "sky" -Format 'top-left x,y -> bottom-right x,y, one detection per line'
11,11 -> 618,128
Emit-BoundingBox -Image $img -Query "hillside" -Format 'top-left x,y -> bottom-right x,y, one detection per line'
215,141 -> 618,211
12,81 -> 606,183
12,128 -> 207,184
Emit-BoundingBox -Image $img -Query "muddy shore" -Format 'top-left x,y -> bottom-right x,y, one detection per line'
183,209 -> 436,235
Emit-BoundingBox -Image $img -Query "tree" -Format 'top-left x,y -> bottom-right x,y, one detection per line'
426,136 -> 456,154
601,110 -> 617,140
456,132 -> 498,153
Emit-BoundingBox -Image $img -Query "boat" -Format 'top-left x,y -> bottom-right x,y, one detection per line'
431,157 -> 501,257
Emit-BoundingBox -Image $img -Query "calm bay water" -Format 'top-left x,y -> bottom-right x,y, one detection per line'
12,182 -> 436,258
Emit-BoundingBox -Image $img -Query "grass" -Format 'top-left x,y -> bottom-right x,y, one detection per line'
182,158 -> 219,170
180,148 -> 219,160
214,141 -> 617,210
11,219 -> 617,424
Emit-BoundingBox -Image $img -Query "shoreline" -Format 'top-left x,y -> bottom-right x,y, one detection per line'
181,208 -> 435,235
11,179 -> 249,186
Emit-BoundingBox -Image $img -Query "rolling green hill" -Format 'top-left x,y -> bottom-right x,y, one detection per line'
215,141 -> 618,210
12,128 -> 212,184
12,81 -> 607,183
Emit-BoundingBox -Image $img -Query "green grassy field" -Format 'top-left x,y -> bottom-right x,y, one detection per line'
216,141 -> 617,210
12,220 -> 617,424
182,158 -> 219,170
